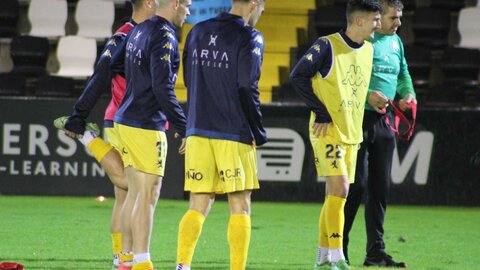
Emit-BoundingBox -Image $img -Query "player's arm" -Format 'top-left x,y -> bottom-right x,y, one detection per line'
150,32 -> 187,137
289,38 -> 332,124
182,31 -> 191,88
396,38 -> 417,110
237,30 -> 267,146
65,34 -> 125,135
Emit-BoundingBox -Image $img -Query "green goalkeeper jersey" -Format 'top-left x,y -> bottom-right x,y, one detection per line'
366,32 -> 415,112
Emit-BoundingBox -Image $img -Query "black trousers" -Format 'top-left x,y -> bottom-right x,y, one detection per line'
343,110 -> 396,259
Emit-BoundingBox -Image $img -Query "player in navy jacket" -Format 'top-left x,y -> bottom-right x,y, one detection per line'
175,1 -> 266,270
52,1 -> 157,268
110,1 -> 191,269
183,13 -> 267,146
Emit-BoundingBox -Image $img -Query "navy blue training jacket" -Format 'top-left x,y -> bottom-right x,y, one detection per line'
112,16 -> 186,136
183,12 -> 267,146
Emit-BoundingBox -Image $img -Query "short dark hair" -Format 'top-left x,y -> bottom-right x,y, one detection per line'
346,0 -> 381,24
379,0 -> 404,14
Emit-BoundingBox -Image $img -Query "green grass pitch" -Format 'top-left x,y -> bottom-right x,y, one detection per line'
0,196 -> 479,269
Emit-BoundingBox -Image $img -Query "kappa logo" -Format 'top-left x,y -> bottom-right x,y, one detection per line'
342,65 -> 368,87
163,42 -> 174,50
254,35 -> 264,45
107,39 -> 117,46
156,141 -> 163,156
156,160 -> 163,168
305,53 -> 313,62
103,49 -> 112,58
252,47 -> 261,56
319,37 -> 329,44
329,233 -> 342,239
164,32 -> 175,39
312,44 -> 321,53
156,141 -> 164,169
121,147 -> 128,155
161,54 -> 171,63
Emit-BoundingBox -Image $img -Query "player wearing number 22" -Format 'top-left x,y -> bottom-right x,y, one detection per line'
290,0 -> 381,269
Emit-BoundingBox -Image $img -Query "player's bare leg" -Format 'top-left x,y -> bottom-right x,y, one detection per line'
54,117 -> 130,269
101,149 -> 128,190
128,167 -> 161,270
119,171 -> 137,269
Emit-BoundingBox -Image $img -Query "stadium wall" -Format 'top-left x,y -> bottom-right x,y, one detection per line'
0,97 -> 479,206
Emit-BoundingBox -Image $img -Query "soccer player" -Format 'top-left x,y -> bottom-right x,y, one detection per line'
175,0 -> 266,269
290,0 -> 381,269
111,0 -> 191,269
53,1 -> 157,268
343,0 -> 415,267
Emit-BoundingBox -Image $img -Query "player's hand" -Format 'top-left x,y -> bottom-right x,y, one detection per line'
252,140 -> 256,148
312,122 -> 331,138
175,133 -> 186,155
398,94 -> 417,111
368,90 -> 389,114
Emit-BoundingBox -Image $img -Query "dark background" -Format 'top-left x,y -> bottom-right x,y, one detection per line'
1,97 -> 479,206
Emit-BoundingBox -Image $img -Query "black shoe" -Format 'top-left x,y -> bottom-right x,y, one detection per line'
363,254 -> 407,268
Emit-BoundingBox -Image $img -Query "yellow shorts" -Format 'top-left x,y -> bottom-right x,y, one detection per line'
104,127 -> 121,152
310,128 -> 358,183
114,123 -> 168,176
184,136 -> 259,194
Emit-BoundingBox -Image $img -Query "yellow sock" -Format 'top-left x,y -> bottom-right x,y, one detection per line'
325,195 -> 346,249
87,137 -> 113,162
120,252 -> 134,264
227,214 -> 251,270
132,261 -> 153,270
177,209 -> 206,266
111,232 -> 122,255
319,201 -> 329,248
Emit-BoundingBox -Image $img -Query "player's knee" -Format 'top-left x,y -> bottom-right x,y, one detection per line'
149,185 -> 161,205
327,184 -> 349,198
228,191 -> 252,215
109,173 -> 128,190
189,193 -> 215,216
